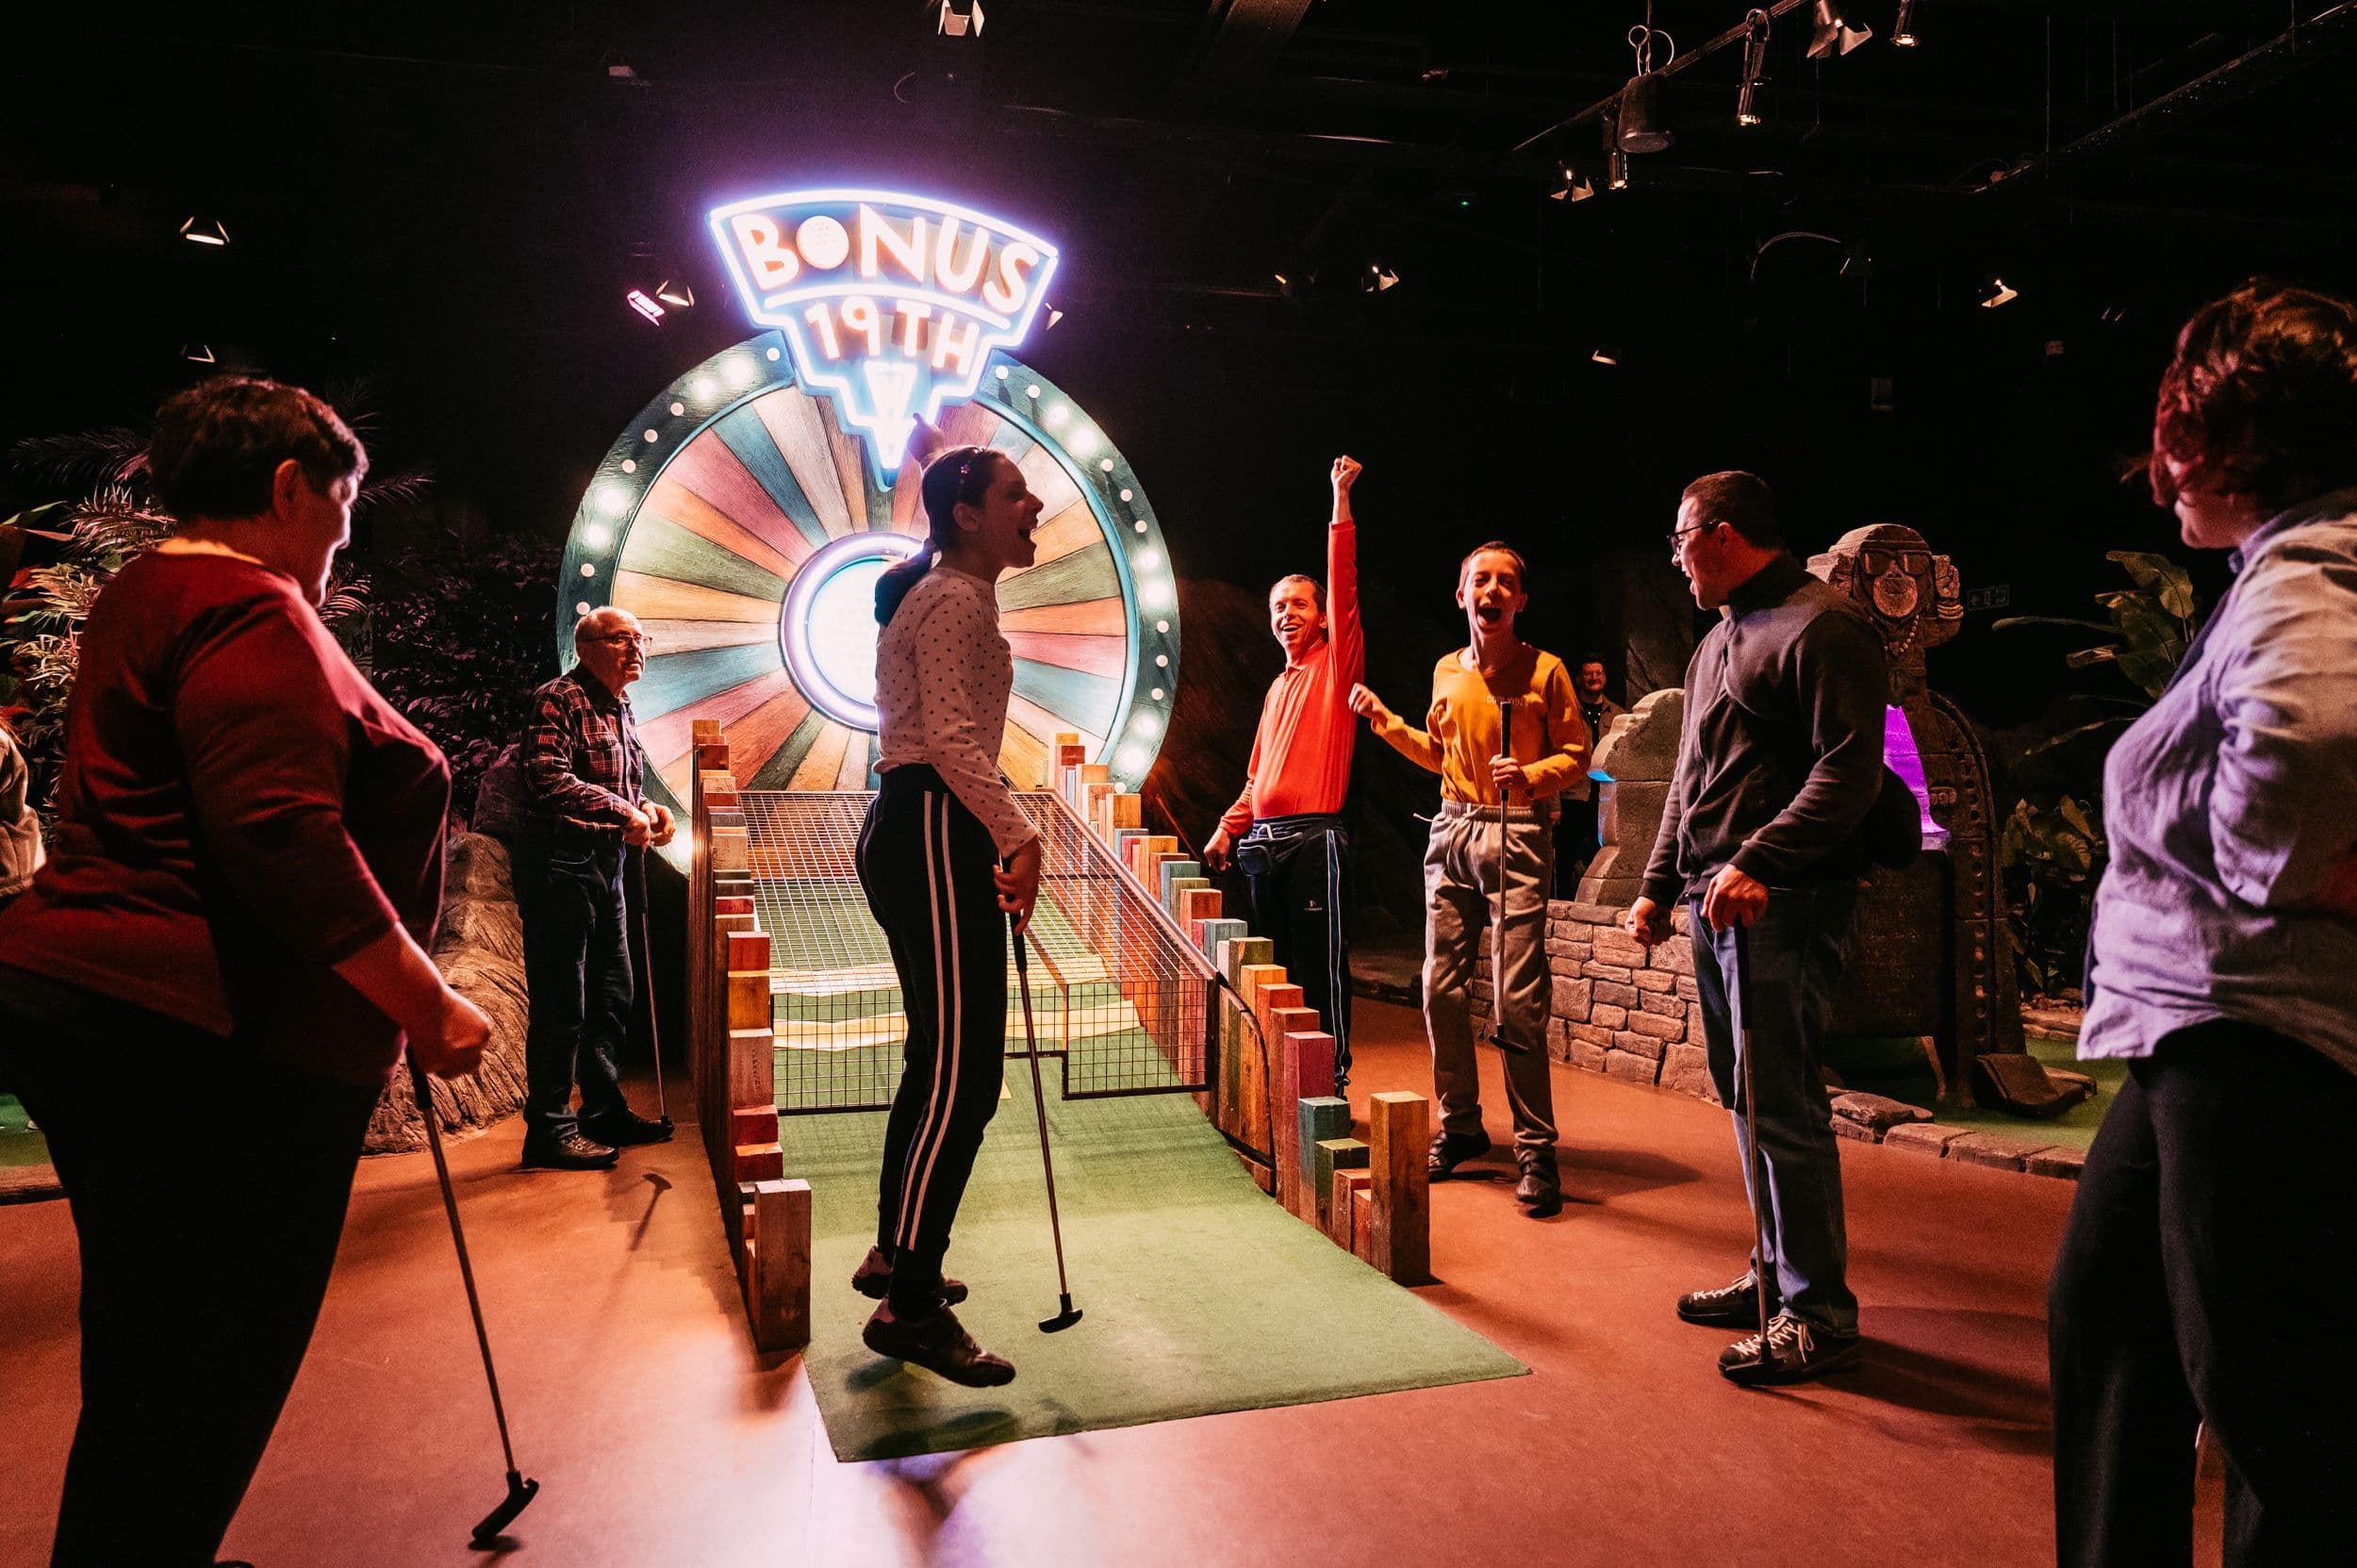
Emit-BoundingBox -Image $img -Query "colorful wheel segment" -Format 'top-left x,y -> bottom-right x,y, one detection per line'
559,333 -> 1179,868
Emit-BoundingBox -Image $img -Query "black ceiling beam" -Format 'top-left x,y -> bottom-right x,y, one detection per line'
1983,1 -> 2357,186
1198,0 -> 1316,76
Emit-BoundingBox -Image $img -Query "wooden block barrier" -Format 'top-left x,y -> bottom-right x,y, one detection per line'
1368,1092 -> 1432,1285
1352,1187 -> 1377,1264
1285,1034 -> 1341,1214
1314,1136 -> 1369,1229
1158,860 -> 1200,908
743,1178 -> 812,1352
727,931 -> 783,1188
1109,793 -> 1143,831
1334,1167 -> 1374,1251
1299,1099 -> 1352,1214
1197,916 -> 1246,962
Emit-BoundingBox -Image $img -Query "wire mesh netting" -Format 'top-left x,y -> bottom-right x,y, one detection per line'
742,790 -> 1217,1114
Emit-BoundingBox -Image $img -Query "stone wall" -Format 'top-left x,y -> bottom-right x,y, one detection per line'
1470,899 -> 1720,1105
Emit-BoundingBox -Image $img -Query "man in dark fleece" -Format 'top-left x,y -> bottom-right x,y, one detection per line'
1624,470 -> 1889,1386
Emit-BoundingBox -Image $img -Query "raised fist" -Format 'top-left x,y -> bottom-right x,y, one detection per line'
1331,454 -> 1362,493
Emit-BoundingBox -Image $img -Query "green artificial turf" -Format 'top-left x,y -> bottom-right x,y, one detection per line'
0,1093 -> 52,1170
783,1060 -> 1526,1461
1829,1032 -> 2122,1151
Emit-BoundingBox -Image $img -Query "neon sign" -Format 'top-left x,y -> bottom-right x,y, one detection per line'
707,189 -> 1060,479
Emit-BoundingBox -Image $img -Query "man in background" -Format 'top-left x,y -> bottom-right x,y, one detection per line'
1204,455 -> 1365,1088
1557,654 -> 1627,893
516,606 -> 677,1170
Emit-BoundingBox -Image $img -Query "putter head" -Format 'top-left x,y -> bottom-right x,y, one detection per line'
469,1472 -> 539,1548
1038,1294 -> 1083,1333
1483,1029 -> 1533,1057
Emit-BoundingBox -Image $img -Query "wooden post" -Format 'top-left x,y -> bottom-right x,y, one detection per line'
1237,966 -> 1289,1158
1313,1136 -> 1369,1230
1264,1005 -> 1319,1209
728,932 -> 783,1186
1286,1038 -> 1341,1217
1158,860 -> 1200,909
745,1178 -> 811,1351
1352,1187 -> 1377,1264
1178,887 -> 1223,930
1110,793 -> 1144,831
1368,1091 -> 1432,1284
1197,916 -> 1246,963
1219,938 -> 1275,1146
1334,1168 -> 1374,1251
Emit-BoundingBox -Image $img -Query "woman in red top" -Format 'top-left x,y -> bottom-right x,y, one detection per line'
0,377 -> 488,1568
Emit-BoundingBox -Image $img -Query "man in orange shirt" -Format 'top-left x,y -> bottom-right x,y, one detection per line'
1205,455 -> 1364,1087
1351,542 -> 1586,1215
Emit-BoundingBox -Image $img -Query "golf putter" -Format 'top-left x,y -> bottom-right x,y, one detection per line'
1011,917 -> 1084,1332
1484,699 -> 1531,1057
634,850 -> 673,1129
409,1062 -> 542,1545
1731,923 -> 1777,1375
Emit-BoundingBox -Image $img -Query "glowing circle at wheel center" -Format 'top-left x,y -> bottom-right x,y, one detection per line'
781,532 -> 926,732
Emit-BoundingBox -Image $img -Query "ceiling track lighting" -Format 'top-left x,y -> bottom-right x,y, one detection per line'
1807,0 -> 1872,59
1736,8 -> 1771,126
654,279 -> 695,308
1980,276 -> 2019,309
1893,0 -> 1920,48
1617,23 -> 1677,153
179,215 -> 229,246
1549,160 -> 1596,202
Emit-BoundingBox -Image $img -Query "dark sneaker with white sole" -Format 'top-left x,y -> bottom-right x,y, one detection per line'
1677,1270 -> 1782,1327
862,1301 -> 1016,1387
849,1246 -> 969,1306
1718,1312 -> 1861,1386
1426,1127 -> 1492,1180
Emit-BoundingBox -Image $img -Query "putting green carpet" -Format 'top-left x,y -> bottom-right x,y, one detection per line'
783,1061 -> 1526,1461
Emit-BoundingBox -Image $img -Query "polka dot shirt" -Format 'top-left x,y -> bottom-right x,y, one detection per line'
874,564 -> 1037,857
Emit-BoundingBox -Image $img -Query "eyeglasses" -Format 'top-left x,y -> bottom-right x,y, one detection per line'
1668,520 -> 1722,559
585,631 -> 654,651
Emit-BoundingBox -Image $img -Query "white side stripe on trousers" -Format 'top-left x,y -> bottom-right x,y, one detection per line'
895,792 -> 964,1249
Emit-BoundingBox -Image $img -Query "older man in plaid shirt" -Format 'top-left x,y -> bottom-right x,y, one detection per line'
516,605 -> 678,1170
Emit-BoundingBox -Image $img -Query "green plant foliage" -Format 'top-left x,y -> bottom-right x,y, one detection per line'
1991,551 -> 2201,998
368,529 -> 557,817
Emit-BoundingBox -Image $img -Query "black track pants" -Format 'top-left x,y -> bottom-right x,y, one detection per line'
857,767 -> 1008,1306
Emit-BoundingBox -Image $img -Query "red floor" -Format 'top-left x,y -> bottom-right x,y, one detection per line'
0,1001 -> 2217,1567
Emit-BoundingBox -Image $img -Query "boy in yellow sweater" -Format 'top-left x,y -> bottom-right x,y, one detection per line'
1350,541 -> 1586,1215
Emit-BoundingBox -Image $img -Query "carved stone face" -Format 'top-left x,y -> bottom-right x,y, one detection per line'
1806,522 -> 1962,664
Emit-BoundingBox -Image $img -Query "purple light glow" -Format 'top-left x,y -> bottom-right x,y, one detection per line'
1885,704 -> 1950,850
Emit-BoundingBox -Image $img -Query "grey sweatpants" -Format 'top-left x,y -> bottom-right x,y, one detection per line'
1424,800 -> 1558,1153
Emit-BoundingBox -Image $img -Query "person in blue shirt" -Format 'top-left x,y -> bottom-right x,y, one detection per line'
2049,280 -> 2357,1568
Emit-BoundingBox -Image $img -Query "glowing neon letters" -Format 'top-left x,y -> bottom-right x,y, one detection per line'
707,190 -> 1060,477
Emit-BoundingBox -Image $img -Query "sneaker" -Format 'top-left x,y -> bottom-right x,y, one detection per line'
849,1246 -> 969,1306
862,1301 -> 1016,1388
1677,1269 -> 1782,1327
581,1110 -> 674,1147
1426,1127 -> 1492,1180
1513,1147 -> 1562,1216
519,1131 -> 620,1171
1719,1312 -> 1861,1386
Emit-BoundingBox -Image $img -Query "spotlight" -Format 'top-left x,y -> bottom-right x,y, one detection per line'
1807,1 -> 1872,58
654,279 -> 695,307
1893,0 -> 1920,47
1591,345 -> 1619,366
2100,303 -> 2129,324
1608,145 -> 1630,190
626,289 -> 667,323
1362,263 -> 1399,293
179,215 -> 229,247
182,342 -> 217,363
1550,162 -> 1596,203
1737,9 -> 1771,127
1617,24 -> 1676,153
1045,303 -> 1064,327
1979,276 -> 2019,309
938,0 -> 983,37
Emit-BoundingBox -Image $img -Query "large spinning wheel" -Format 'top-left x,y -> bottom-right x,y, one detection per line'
559,332 -> 1179,867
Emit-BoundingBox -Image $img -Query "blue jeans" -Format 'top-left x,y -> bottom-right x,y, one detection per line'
1689,879 -> 1859,1333
516,836 -> 634,1143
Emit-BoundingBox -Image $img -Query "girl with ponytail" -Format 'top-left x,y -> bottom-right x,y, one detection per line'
851,441 -> 1045,1386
